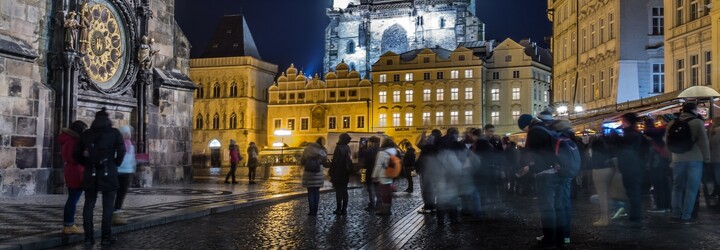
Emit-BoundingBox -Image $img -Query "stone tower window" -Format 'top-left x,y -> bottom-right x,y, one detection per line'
440,18 -> 446,28
347,40 -> 356,54
196,114 -> 204,129
196,83 -> 204,99
230,82 -> 238,97
213,82 -> 221,98
229,113 -> 237,129
212,113 -> 220,129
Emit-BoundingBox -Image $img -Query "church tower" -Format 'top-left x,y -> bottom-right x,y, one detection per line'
325,0 -> 485,78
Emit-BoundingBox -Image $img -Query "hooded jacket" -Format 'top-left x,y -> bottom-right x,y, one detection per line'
301,142 -> 327,188
74,112 -> 126,191
667,112 -> 711,163
329,134 -> 352,184
59,128 -> 84,188
372,147 -> 398,185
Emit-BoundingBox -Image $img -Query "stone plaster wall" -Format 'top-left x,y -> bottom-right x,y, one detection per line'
0,0 -> 55,196
147,86 -> 193,184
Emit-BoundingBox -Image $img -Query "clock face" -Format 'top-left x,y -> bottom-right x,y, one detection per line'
81,0 -> 127,89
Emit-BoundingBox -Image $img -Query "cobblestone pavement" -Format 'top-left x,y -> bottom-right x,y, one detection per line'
57,179 -> 720,250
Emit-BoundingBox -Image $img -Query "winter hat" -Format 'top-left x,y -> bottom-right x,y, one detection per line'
95,107 -> 109,118
368,136 -> 380,143
517,114 -> 534,130
537,108 -> 554,121
338,133 -> 352,145
69,120 -> 87,135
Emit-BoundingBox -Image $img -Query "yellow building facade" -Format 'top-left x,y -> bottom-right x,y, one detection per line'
371,47 -> 485,142
267,62 -> 372,147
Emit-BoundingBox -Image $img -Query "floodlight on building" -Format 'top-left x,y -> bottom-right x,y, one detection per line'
574,105 -> 584,113
556,105 -> 568,114
272,142 -> 284,147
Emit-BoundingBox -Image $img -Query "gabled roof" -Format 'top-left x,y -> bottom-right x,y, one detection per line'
200,14 -> 261,59
518,39 -> 553,67
398,47 -> 453,61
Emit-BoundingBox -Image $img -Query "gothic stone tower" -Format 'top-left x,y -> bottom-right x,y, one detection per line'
325,0 -> 485,78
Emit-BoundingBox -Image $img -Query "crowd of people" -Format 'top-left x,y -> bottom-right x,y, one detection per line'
299,102 -> 720,250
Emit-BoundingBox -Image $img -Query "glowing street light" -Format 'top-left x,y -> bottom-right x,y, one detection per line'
273,129 -> 291,163
574,105 -> 584,113
556,105 -> 568,114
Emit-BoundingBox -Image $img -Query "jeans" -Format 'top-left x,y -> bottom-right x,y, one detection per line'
307,187 -> 320,215
671,161 -> 703,220
404,167 -> 414,191
649,166 -> 671,209
561,178 -> 572,238
115,174 -> 131,210
621,169 -> 644,222
248,167 -> 257,182
225,163 -> 237,182
63,188 -> 83,226
333,182 -> 349,212
83,190 -> 116,240
365,176 -> 376,208
535,173 -> 567,248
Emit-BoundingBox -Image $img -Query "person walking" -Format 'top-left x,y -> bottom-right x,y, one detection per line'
225,140 -> 242,184
247,142 -> 260,184
589,135 -> 615,226
614,113 -> 649,226
329,133 -> 352,215
301,137 -> 328,216
403,141 -> 416,193
74,108 -> 126,246
644,119 -> 672,213
416,130 -> 441,214
372,139 -> 399,215
666,103 -> 710,224
361,136 -> 381,211
59,120 -> 88,235
112,125 -> 136,226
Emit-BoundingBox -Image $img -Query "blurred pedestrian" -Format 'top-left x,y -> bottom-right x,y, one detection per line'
589,135 -> 614,226
112,125 -> 136,226
615,112 -> 648,226
247,142 -> 259,184
416,130 -> 441,213
74,108 -> 125,246
361,136 -> 381,211
644,119 -> 672,213
225,140 -> 242,184
59,120 -> 88,235
373,139 -> 399,215
301,137 -> 328,216
330,133 -> 352,215
403,141 -> 416,193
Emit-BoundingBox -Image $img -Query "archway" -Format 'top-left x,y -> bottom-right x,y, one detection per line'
209,139 -> 222,167
381,24 -> 409,54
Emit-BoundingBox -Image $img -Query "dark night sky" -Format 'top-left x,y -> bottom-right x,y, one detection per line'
175,0 -> 551,76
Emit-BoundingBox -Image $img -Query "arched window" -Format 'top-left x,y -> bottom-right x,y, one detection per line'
213,82 -> 221,98
230,82 -> 238,97
196,83 -> 204,99
229,113 -> 237,129
212,113 -> 220,129
346,40 -> 356,54
196,114 -> 204,129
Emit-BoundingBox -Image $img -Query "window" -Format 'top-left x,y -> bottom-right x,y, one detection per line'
512,111 -> 520,122
459,55 -> 466,61
386,60 -> 393,65
450,70 -> 459,79
599,71 -> 605,98
196,84 -> 204,99
440,17 -> 446,28
513,71 -> 520,79
446,88 -> 457,101
290,93 -> 295,99
213,83 -> 221,98
342,116 -> 350,129
677,0 -> 684,26
357,116 -> 365,128
405,90 -> 413,102
393,74 -> 400,82
229,113 -> 237,129
423,89 -> 431,101
274,119 -> 281,131
691,55 -> 699,86
705,0 -> 712,15
652,64 -> 665,93
423,72 -> 431,80
464,111 -> 473,125
349,90 -> 356,97
379,114 -> 387,127
450,111 -> 459,125
328,117 -> 337,129
465,87 -> 473,100
599,18 -> 605,43
437,72 -> 444,80
346,40 -> 356,54
405,113 -> 413,126
590,23 -> 595,48
340,91 -> 346,97
571,31 -> 577,54
196,114 -> 203,129
581,28 -> 587,52
677,59 -> 685,88
330,91 -> 336,98
505,55 -> 512,62
379,91 -> 387,103
436,89 -> 444,101
609,12 -> 615,39
299,93 -> 305,99
212,114 -> 220,129
423,57 -> 430,63
379,74 -> 387,83
492,72 -> 499,80
706,51 -> 712,85
422,112 -> 431,125
464,69 -> 473,78
690,0 -> 698,21
491,88 -> 500,101
491,112 -> 499,125
512,87 -> 520,100
393,90 -> 401,102
543,91 -> 549,102
230,82 -> 238,97
405,73 -> 413,81
652,7 -> 664,35
279,93 -> 286,100
287,119 -> 295,130
435,112 -> 444,126
301,118 -> 309,130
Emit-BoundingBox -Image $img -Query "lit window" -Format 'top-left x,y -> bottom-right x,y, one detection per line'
379,114 -> 387,127
544,91 -> 549,102
287,119 -> 295,130
465,87 -> 473,100
512,87 -> 520,100
379,91 -> 387,103
423,89 -> 431,101
491,88 -> 500,101
357,116 -> 365,128
405,90 -> 413,102
436,89 -> 444,101
342,116 -> 350,129
329,117 -> 337,129
405,113 -> 413,126
691,55 -> 699,86
450,88 -> 459,100
677,59 -> 685,88
405,73 -> 413,81
464,69 -> 473,78
274,119 -> 281,131
379,74 -> 387,83
451,70 -> 459,79
435,112 -> 444,126
464,111 -> 473,125
301,118 -> 309,130
393,90 -> 401,103
422,112 -> 431,125
512,111 -> 520,122
450,111 -> 459,125
491,112 -> 499,125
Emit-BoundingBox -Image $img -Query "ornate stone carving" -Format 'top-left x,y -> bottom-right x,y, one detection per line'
63,11 -> 79,51
138,36 -> 159,71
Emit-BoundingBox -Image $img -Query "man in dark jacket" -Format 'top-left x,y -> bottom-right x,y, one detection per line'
361,136 -> 381,211
330,133 -> 353,215
615,113 -> 648,225
402,141 -> 417,193
73,108 -> 125,246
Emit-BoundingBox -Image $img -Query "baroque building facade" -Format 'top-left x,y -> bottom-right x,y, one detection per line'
548,0 -> 665,111
325,0 -> 485,78
190,15 -> 277,168
267,63 -> 372,147
0,0 -> 194,196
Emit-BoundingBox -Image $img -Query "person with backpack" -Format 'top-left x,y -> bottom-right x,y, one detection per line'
516,114 -> 576,249
644,118 -> 672,213
666,103 -> 710,224
73,108 -> 126,246
59,120 -> 88,235
224,140 -> 242,184
614,112 -> 649,226
361,136 -> 381,211
112,125 -> 136,226
247,142 -> 260,184
589,135 -> 615,226
402,141 -> 416,193
329,133 -> 352,215
301,137 -> 328,216
372,139 -> 399,215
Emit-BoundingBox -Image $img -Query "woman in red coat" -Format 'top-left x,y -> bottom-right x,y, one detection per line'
59,121 -> 87,234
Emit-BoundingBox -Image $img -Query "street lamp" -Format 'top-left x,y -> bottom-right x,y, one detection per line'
273,129 -> 291,163
574,105 -> 584,113
556,105 -> 568,115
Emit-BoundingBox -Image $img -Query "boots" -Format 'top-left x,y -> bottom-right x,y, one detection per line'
62,225 -> 84,234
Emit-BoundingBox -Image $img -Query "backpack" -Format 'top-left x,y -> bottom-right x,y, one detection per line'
384,153 -> 402,178
537,125 -> 581,178
304,156 -> 323,173
667,117 -> 696,153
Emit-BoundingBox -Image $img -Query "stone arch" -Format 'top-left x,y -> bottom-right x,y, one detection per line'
346,40 -> 356,54
381,24 -> 409,54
